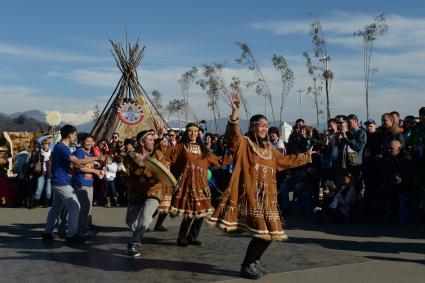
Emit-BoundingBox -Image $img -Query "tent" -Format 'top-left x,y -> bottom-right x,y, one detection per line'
280,121 -> 293,143
91,37 -> 167,142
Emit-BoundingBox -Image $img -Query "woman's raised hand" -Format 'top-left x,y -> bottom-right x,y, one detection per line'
230,90 -> 241,111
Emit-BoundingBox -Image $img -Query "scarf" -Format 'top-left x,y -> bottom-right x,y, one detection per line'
40,148 -> 51,162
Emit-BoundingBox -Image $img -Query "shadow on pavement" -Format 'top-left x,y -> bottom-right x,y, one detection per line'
286,236 -> 425,260
284,215 -> 425,240
0,248 -> 239,276
366,255 -> 425,265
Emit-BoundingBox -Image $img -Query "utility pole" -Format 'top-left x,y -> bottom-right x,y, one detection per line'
296,89 -> 305,118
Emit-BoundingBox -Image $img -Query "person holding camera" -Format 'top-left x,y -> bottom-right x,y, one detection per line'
336,114 -> 367,193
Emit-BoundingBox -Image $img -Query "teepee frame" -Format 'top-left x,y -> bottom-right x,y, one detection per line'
91,36 -> 169,141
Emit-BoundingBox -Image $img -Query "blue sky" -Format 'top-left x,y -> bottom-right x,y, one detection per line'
0,0 -> 424,125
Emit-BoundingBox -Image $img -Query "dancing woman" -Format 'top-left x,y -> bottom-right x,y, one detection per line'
208,91 -> 314,279
164,122 -> 231,247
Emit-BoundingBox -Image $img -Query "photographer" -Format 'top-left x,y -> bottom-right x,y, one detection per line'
280,125 -> 319,215
321,118 -> 339,184
336,115 -> 367,193
286,119 -> 305,154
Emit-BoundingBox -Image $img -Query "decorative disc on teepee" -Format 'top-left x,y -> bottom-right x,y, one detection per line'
116,101 -> 144,125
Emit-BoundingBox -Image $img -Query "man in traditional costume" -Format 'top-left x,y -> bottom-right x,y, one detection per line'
123,130 -> 171,257
208,92 -> 314,279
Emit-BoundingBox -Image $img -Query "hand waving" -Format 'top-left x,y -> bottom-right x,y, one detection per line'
230,91 -> 241,111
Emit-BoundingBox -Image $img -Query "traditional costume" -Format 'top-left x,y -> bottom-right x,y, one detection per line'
164,123 -> 231,246
208,117 -> 311,278
123,145 -> 171,256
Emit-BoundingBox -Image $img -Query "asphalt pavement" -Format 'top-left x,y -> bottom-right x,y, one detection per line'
0,207 -> 424,282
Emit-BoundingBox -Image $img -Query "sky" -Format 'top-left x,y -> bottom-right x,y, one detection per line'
0,0 -> 424,126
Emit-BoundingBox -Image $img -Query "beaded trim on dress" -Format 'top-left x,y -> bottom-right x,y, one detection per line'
244,137 -> 272,160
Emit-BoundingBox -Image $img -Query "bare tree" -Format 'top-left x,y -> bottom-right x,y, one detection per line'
309,18 -> 334,121
235,42 -> 276,126
92,103 -> 101,120
196,62 -> 227,133
230,76 -> 251,121
151,90 -> 163,112
354,13 -> 388,119
303,52 -> 322,129
272,54 -> 294,125
166,99 -> 186,130
178,67 -> 198,122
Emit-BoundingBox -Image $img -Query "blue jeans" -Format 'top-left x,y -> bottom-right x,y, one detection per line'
34,174 -> 52,201
126,199 -> 159,243
45,185 -> 80,237
74,185 -> 93,234
105,180 -> 117,197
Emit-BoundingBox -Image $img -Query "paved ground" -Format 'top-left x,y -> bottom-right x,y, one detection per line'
0,207 -> 424,282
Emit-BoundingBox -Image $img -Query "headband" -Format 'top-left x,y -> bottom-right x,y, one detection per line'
187,126 -> 199,131
138,132 -> 151,142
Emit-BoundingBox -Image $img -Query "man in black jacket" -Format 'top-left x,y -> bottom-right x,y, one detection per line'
379,140 -> 412,221
363,119 -> 381,212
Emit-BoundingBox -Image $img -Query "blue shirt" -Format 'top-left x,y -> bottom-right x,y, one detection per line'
71,148 -> 94,187
51,142 -> 72,186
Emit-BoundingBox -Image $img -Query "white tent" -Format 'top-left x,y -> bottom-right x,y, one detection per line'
280,121 -> 293,143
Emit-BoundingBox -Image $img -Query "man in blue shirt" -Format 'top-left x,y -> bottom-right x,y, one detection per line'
71,133 -> 102,237
42,125 -> 102,243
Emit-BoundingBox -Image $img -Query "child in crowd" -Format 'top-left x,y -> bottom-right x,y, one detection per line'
314,171 -> 358,223
327,171 -> 358,221
104,155 -> 119,207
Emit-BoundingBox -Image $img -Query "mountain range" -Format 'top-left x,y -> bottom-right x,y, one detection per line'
0,112 -> 49,132
0,110 -> 94,132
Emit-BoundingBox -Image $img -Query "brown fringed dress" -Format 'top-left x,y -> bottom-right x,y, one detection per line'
208,119 -> 311,241
165,143 -> 229,218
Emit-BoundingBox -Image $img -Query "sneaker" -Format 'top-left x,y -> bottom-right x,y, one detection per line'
57,228 -> 67,238
177,238 -> 188,247
30,199 -> 39,209
65,234 -> 87,244
81,231 -> 96,238
240,263 -> 263,280
187,239 -> 202,246
153,225 -> 168,232
42,232 -> 56,241
254,260 -> 269,275
127,243 -> 141,257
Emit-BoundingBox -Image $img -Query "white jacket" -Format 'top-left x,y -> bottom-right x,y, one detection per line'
105,162 -> 118,181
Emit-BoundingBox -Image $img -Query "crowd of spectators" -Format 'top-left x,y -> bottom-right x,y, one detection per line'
1,107 -> 424,226
279,108 -> 425,224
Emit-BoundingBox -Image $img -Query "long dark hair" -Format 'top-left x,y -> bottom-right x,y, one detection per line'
181,123 -> 209,157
